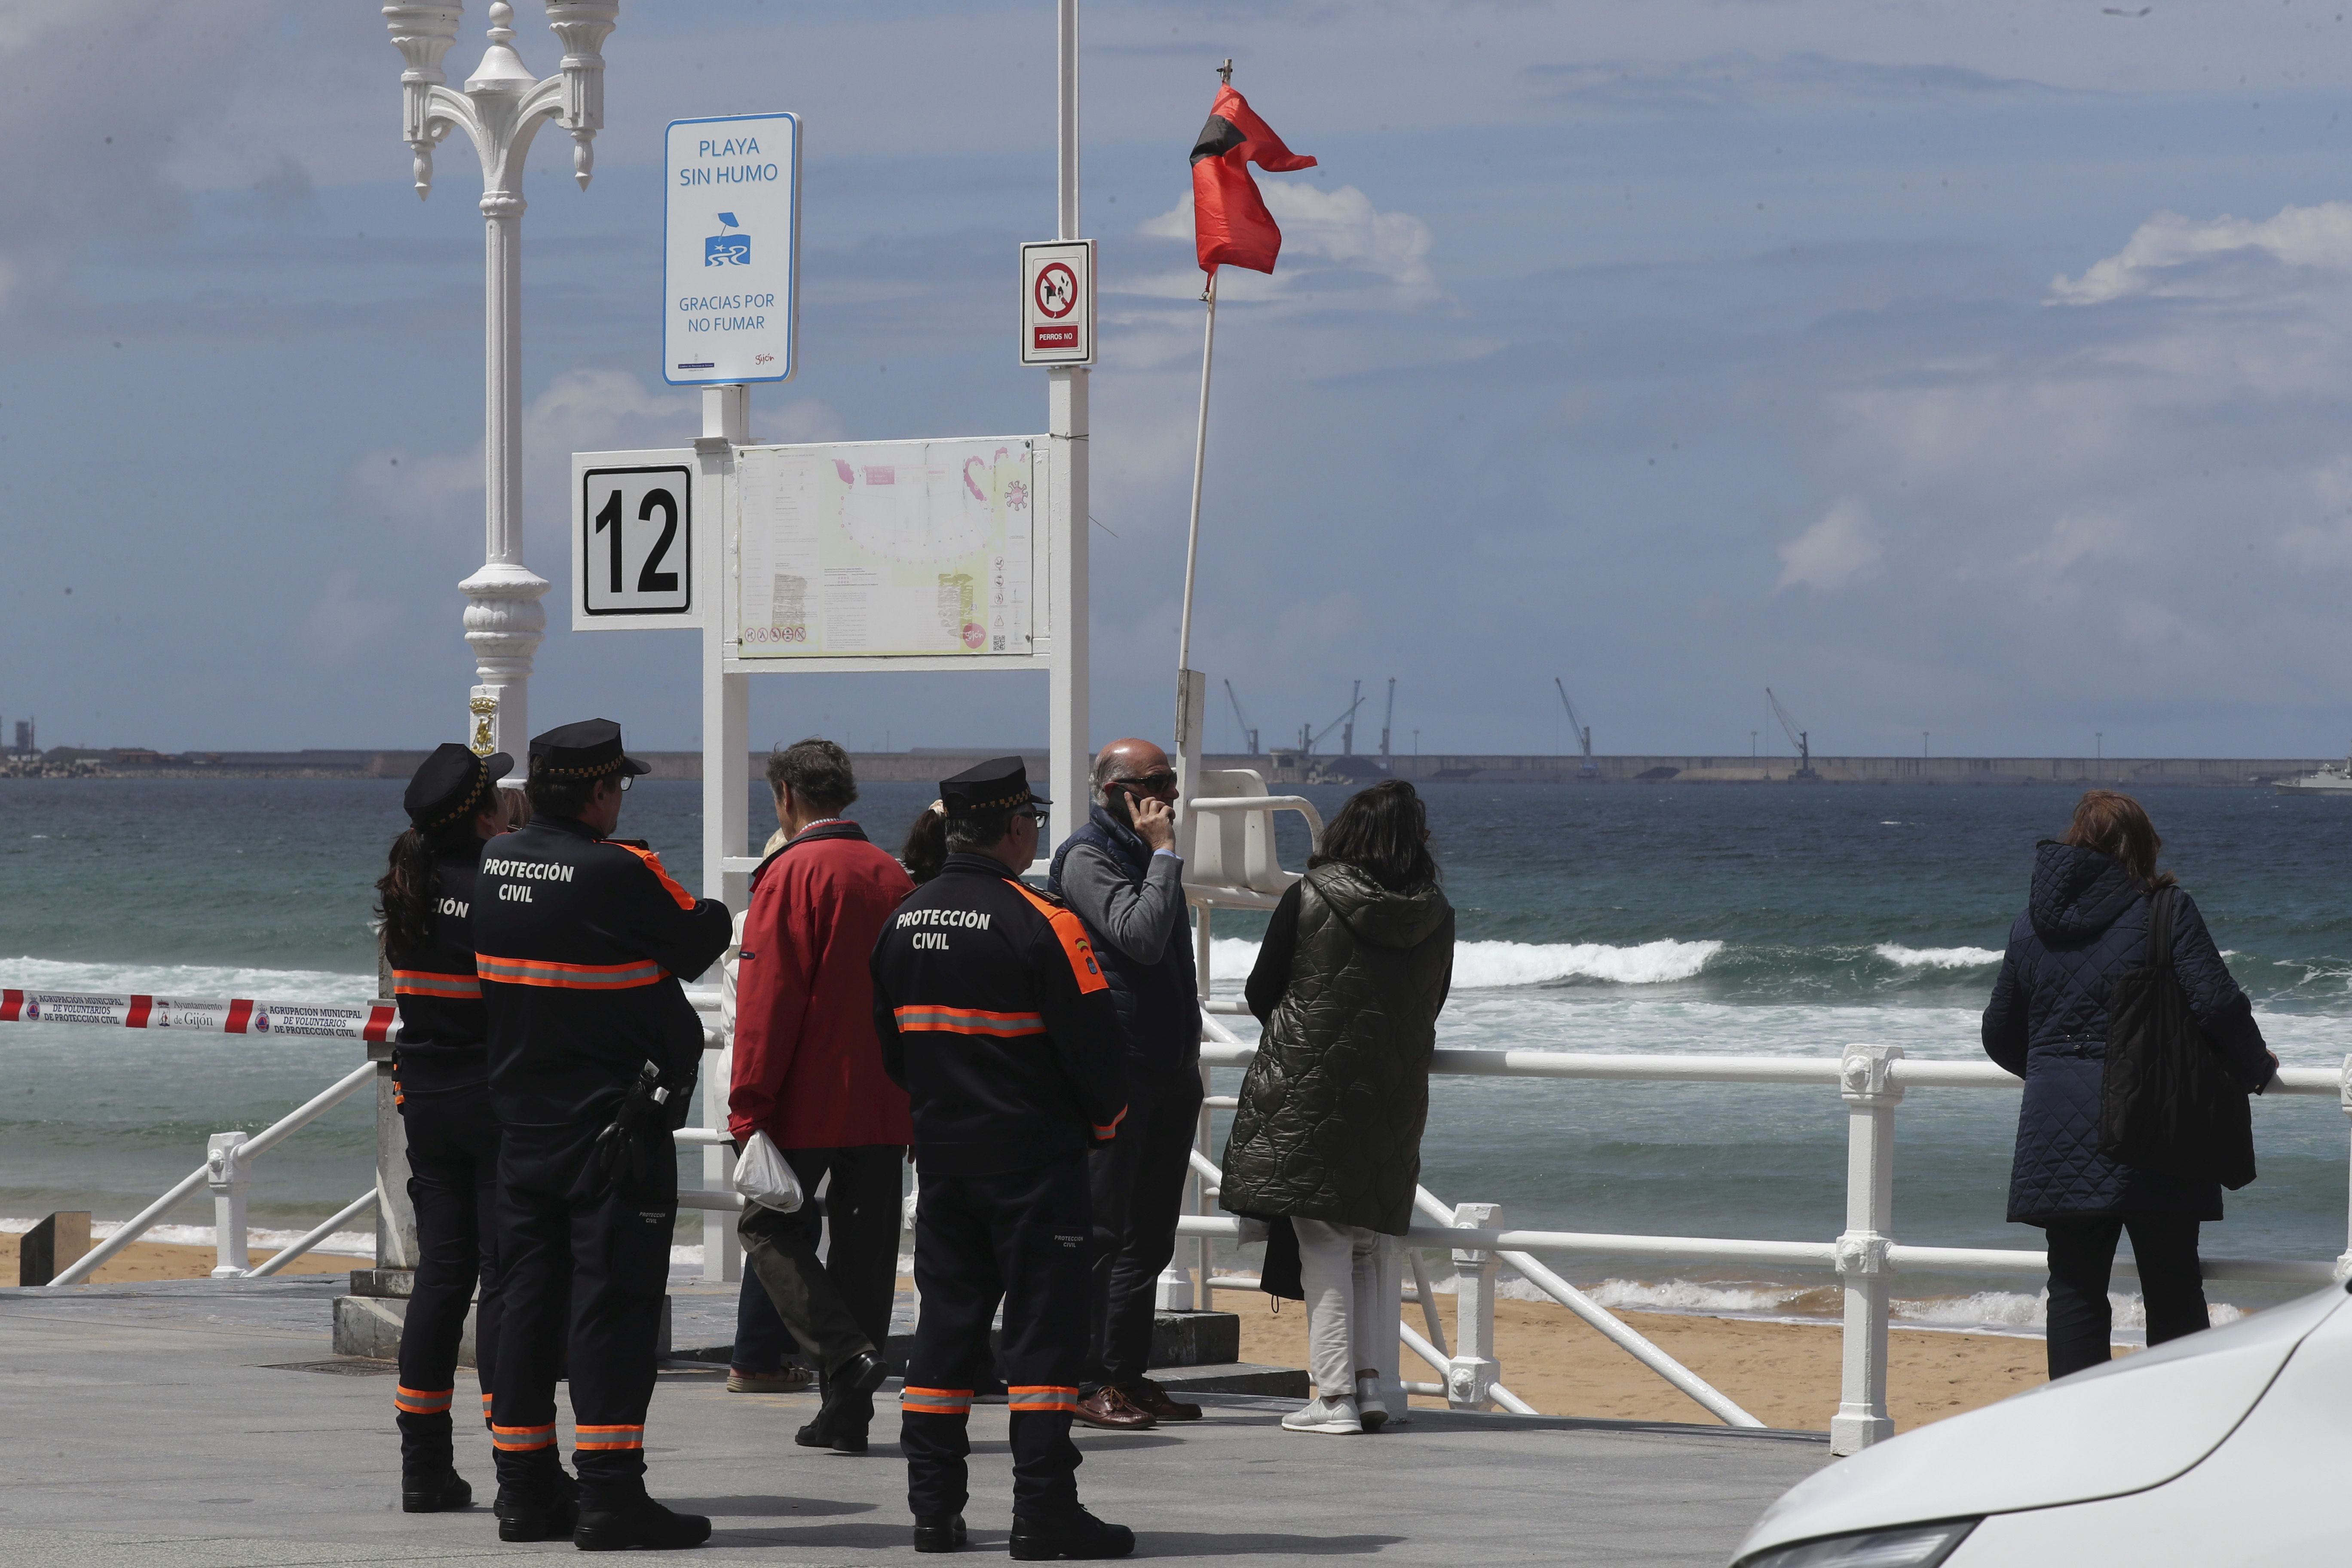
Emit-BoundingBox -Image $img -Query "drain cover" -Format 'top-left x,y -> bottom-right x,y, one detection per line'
258,1358 -> 399,1376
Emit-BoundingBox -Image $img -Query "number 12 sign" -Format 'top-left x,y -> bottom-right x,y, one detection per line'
572,457 -> 697,629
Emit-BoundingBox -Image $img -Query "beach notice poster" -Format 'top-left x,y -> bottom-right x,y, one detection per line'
732,437 -> 1037,659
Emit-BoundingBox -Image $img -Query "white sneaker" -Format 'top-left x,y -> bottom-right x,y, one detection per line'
1354,1378 -> 1389,1433
1281,1394 -> 1363,1435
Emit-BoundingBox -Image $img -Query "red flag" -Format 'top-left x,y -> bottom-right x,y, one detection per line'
1189,84 -> 1317,275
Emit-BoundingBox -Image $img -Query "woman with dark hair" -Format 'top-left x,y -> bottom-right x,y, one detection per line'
1220,778 -> 1455,1434
1983,789 -> 2278,1381
899,802 -> 948,885
376,743 -> 514,1512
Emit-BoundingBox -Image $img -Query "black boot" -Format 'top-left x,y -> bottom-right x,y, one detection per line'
912,1513 -> 968,1553
494,1485 -> 579,1543
401,1465 -> 473,1513
494,1451 -> 579,1542
796,1350 -> 887,1454
1009,1508 -> 1135,1561
573,1490 -> 714,1551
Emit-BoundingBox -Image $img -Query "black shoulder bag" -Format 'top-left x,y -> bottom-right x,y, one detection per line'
2097,885 -> 2257,1189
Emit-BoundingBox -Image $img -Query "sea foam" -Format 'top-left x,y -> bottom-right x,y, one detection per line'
1207,937 -> 1721,989
1874,944 -> 2003,970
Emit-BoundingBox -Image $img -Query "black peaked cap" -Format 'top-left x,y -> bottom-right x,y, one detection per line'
404,742 -> 512,831
939,755 -> 1048,817
529,718 -> 652,781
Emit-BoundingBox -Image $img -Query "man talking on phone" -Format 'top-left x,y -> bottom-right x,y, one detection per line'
1046,739 -> 1204,1431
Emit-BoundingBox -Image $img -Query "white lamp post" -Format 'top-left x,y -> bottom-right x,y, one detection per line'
383,1 -> 619,763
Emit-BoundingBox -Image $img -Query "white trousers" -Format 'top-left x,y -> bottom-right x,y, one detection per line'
1292,1218 -> 1400,1400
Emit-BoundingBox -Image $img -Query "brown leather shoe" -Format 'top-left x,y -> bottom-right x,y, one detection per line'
1120,1377 -> 1202,1421
1072,1385 -> 1157,1430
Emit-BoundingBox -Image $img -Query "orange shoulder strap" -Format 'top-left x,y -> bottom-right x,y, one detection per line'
1008,882 -> 1109,995
613,842 -> 698,911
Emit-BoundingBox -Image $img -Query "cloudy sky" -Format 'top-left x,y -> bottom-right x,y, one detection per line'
9,0 -> 2352,759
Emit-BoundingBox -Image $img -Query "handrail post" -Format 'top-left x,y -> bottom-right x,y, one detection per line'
1831,1043 -> 1903,1454
371,1036 -> 419,1271
1447,1201 -> 1501,1411
206,1132 -> 251,1279
703,1033 -> 741,1283
2334,1055 -> 2352,1285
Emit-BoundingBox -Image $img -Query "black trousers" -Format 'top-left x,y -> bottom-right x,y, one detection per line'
738,1145 -> 906,1430
2043,1213 -> 2208,1381
901,1159 -> 1091,1521
1085,1060 -> 1203,1387
490,1121 -> 676,1501
394,1085 -> 502,1470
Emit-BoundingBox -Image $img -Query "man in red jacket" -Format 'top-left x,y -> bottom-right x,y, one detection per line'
729,738 -> 916,1454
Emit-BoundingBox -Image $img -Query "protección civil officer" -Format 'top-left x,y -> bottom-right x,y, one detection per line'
472,719 -> 732,1550
868,756 -> 1136,1559
376,742 -> 514,1514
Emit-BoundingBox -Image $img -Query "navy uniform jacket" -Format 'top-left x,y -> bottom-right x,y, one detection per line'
870,851 -> 1127,1175
473,813 -> 732,1128
386,846 -> 490,1095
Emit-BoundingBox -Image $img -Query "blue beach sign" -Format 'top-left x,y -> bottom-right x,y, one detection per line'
664,113 -> 800,385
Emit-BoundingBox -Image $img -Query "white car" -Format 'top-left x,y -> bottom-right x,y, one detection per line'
1731,1281 -> 2352,1566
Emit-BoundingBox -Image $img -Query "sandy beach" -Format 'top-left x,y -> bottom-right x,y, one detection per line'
0,1232 -> 358,1285
1218,1284 -> 2074,1433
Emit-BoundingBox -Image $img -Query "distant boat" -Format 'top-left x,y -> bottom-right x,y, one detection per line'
2275,753 -> 2352,796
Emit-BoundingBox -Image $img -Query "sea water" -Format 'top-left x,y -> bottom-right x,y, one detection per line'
6,775 -> 2349,1337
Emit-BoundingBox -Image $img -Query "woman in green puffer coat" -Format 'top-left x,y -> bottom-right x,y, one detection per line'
1220,778 -> 1455,1436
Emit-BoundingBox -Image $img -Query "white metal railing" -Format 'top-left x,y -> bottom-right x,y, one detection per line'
15,986 -> 747,1285
1184,1031 -> 2352,1452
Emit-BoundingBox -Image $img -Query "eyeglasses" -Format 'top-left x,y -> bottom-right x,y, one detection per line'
1113,772 -> 1179,796
616,774 -> 633,792
1016,806 -> 1051,827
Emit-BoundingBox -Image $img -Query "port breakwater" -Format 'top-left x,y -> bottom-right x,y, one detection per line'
11,748 -> 2330,788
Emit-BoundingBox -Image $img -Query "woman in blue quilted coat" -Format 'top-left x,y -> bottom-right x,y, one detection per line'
1982,790 -> 2277,1381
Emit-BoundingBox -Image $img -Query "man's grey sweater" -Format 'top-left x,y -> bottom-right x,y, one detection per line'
1058,842 -> 1186,964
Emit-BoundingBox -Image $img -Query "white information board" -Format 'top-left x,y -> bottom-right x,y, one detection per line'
731,437 -> 1040,660
665,113 -> 800,386
1020,239 -> 1094,365
570,449 -> 701,631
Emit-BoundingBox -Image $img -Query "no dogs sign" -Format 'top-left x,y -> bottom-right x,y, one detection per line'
1019,239 -> 1094,366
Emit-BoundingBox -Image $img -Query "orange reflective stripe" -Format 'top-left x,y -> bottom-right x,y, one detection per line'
900,1384 -> 974,1415
394,1385 -> 453,1414
1093,1106 -> 1128,1139
892,1005 -> 1046,1036
574,1423 -> 646,1451
491,1423 -> 556,1450
392,969 -> 482,998
613,843 -> 697,911
476,954 -> 668,989
1007,884 -> 1110,995
1008,1384 -> 1081,1413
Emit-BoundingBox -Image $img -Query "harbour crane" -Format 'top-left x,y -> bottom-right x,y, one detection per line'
1341,680 -> 1362,757
1300,687 -> 1368,757
1223,680 -> 1260,755
1379,678 -> 1396,763
1766,687 -> 1819,780
1553,679 -> 1599,779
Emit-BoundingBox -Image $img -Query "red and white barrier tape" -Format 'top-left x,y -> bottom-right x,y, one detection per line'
1,988 -> 395,1042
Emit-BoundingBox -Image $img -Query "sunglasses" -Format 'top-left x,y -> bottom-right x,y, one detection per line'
1114,772 -> 1179,796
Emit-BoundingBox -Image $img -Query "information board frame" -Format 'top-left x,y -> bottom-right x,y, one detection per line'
721,433 -> 1053,673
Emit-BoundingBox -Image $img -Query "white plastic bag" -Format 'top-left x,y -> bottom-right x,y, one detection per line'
732,1130 -> 804,1213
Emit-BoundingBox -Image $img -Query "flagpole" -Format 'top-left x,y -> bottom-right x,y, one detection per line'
1176,266 -> 1219,677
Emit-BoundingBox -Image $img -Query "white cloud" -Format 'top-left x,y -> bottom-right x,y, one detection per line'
1137,183 -> 1435,295
1776,499 -> 1881,591
2049,202 -> 2352,305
